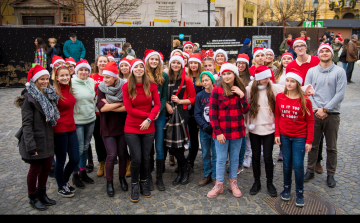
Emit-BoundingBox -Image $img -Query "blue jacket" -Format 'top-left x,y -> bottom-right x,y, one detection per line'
63,39 -> 86,62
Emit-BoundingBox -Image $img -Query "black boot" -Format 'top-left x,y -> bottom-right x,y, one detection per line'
79,169 -> 94,184
188,159 -> 195,173
119,177 -> 128,191
147,167 -> 154,191
37,188 -> 56,206
106,181 -> 114,197
250,181 -> 261,195
28,193 -> 47,211
139,180 -> 152,198
156,159 -> 165,191
180,164 -> 191,185
172,164 -> 182,185
304,172 -> 315,182
267,181 -> 278,197
130,182 -> 140,203
72,173 -> 85,188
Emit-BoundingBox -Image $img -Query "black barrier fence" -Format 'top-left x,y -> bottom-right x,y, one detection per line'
0,26 -> 324,88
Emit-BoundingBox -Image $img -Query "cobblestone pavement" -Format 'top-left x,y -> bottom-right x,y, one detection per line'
0,63 -> 359,215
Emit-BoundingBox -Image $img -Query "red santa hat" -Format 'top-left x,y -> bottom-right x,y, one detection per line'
263,48 -> 274,57
182,51 -> 190,59
337,32 -> 342,37
102,62 -> 119,78
281,53 -> 294,63
254,65 -> 272,81
65,57 -> 76,66
51,55 -> 65,68
119,58 -> 131,67
236,53 -> 249,65
106,54 -> 115,61
183,41 -> 194,51
188,53 -> 202,64
253,47 -> 264,58
144,49 -> 163,64
318,43 -> 334,58
170,49 -> 183,57
213,49 -> 228,63
25,64 -> 50,87
169,54 -> 185,68
338,36 -> 343,42
75,59 -> 92,74
219,62 -> 239,77
285,68 -> 303,85
293,37 -> 307,47
130,59 -> 146,74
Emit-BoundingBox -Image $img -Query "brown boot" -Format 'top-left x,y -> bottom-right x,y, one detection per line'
315,163 -> 323,174
97,161 -> 105,177
126,159 -> 131,177
169,155 -> 175,166
198,175 -> 212,187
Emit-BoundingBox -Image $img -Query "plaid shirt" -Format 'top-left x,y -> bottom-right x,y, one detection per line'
35,48 -> 47,68
209,85 -> 250,140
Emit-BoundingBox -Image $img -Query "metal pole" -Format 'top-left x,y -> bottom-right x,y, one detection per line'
208,0 -> 210,27
313,9 -> 316,27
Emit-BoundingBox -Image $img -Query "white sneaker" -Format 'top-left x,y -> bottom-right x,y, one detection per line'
243,156 -> 251,168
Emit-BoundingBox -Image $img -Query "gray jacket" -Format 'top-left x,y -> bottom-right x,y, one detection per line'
304,63 -> 347,113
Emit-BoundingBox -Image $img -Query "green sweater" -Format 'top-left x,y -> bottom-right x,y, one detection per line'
157,72 -> 169,116
71,76 -> 96,125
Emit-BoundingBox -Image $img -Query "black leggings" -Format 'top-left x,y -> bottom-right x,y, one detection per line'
249,132 -> 275,183
186,116 -> 199,161
89,115 -> 107,163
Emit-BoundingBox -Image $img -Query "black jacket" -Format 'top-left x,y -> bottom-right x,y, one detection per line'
15,89 -> 55,162
239,44 -> 253,67
47,44 -> 63,66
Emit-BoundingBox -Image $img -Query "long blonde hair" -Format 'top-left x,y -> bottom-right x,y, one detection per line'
52,67 -> 73,100
283,81 -> 311,116
127,64 -> 151,99
249,81 -> 275,119
145,59 -> 164,86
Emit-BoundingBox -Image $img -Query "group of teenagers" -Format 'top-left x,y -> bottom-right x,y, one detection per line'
15,36 -> 347,211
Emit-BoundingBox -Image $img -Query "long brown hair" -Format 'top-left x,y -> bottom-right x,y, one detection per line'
187,61 -> 202,87
93,55 -> 109,74
283,81 -> 311,116
221,73 -> 246,97
168,65 -> 183,82
127,64 -> 151,99
145,58 -> 164,86
238,63 -> 251,86
35,79 -> 51,95
52,67 -> 73,100
249,81 -> 275,119
35,37 -> 48,54
119,63 -> 130,79
275,64 -> 285,83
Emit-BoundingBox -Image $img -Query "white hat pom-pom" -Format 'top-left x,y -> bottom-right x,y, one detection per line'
250,76 -> 254,81
213,74 -> 219,80
272,123 -> 275,130
25,82 -> 30,87
248,124 -> 255,131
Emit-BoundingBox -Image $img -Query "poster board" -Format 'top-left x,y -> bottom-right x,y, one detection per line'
94,38 -> 126,62
252,35 -> 272,52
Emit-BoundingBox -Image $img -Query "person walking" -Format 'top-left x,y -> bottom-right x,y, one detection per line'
97,62 -> 128,197
275,68 -> 315,207
15,65 -> 60,210
71,60 -> 96,188
240,38 -> 253,67
194,71 -> 217,187
144,49 -> 169,191
122,59 -> 161,202
63,33 -> 86,62
207,63 -> 250,198
345,34 -> 359,84
339,38 -> 350,71
304,43 -> 347,188
34,37 -> 48,68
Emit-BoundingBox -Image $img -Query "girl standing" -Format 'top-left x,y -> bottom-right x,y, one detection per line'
207,63 -> 250,199
15,65 -> 60,210
122,59 -> 161,202
275,69 -> 314,207
164,54 -> 196,186
65,57 -> 76,77
71,60 -> 96,188
275,53 -> 294,86
119,57 -> 132,80
144,49 -> 169,191
34,37 -> 48,68
97,62 -> 128,197
89,55 -> 108,177
213,49 -> 228,73
52,63 -> 79,197
264,49 -> 279,75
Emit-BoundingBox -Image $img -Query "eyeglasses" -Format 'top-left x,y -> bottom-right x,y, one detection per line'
294,45 -> 306,49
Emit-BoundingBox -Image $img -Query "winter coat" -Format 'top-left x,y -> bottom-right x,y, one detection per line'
279,39 -> 289,54
15,89 -> 55,162
239,44 -> 253,67
46,44 -> 63,70
331,42 -> 342,63
63,39 -> 86,62
346,40 -> 358,62
339,47 -> 347,63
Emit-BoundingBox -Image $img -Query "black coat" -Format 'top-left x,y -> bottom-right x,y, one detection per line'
15,89 -> 55,162
239,44 -> 253,67
47,44 -> 63,66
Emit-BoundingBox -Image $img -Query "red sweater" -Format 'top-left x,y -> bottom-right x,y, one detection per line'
90,73 -> 103,115
274,93 -> 315,144
249,65 -> 275,83
285,56 -> 320,86
122,82 -> 161,134
53,83 -> 77,133
181,76 -> 196,110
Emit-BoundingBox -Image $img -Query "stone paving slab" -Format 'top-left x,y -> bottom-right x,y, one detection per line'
0,63 -> 359,215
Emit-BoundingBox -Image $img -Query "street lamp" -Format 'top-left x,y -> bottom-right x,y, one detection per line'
313,0 -> 319,27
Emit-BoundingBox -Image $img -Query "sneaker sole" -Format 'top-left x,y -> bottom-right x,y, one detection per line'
281,196 -> 290,201
296,203 -> 304,207
57,192 -> 74,198
130,198 -> 139,203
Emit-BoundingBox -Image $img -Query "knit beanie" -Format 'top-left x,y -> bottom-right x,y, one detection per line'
243,38 -> 251,45
200,71 -> 215,84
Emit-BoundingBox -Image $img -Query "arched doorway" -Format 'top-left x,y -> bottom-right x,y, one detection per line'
215,17 -> 220,27
343,13 -> 355,19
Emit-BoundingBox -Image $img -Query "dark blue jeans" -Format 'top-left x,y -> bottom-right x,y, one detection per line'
54,130 -> 80,189
238,136 -> 246,167
280,134 -> 306,192
154,114 -> 166,160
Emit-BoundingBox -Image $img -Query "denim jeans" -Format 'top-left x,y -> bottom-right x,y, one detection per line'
280,134 -> 306,192
199,129 -> 216,178
154,114 -> 166,160
215,137 -> 243,182
54,130 -> 80,189
342,62 -> 347,72
73,121 -> 95,173
238,136 -> 246,167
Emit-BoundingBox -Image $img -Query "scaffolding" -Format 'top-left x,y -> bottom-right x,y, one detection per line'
0,0 -> 86,26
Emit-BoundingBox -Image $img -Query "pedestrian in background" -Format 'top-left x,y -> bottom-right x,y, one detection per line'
63,33 -> 86,62
47,38 -> 62,73
345,34 -> 359,84
240,38 -> 253,67
339,38 -> 350,71
34,37 -> 48,68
